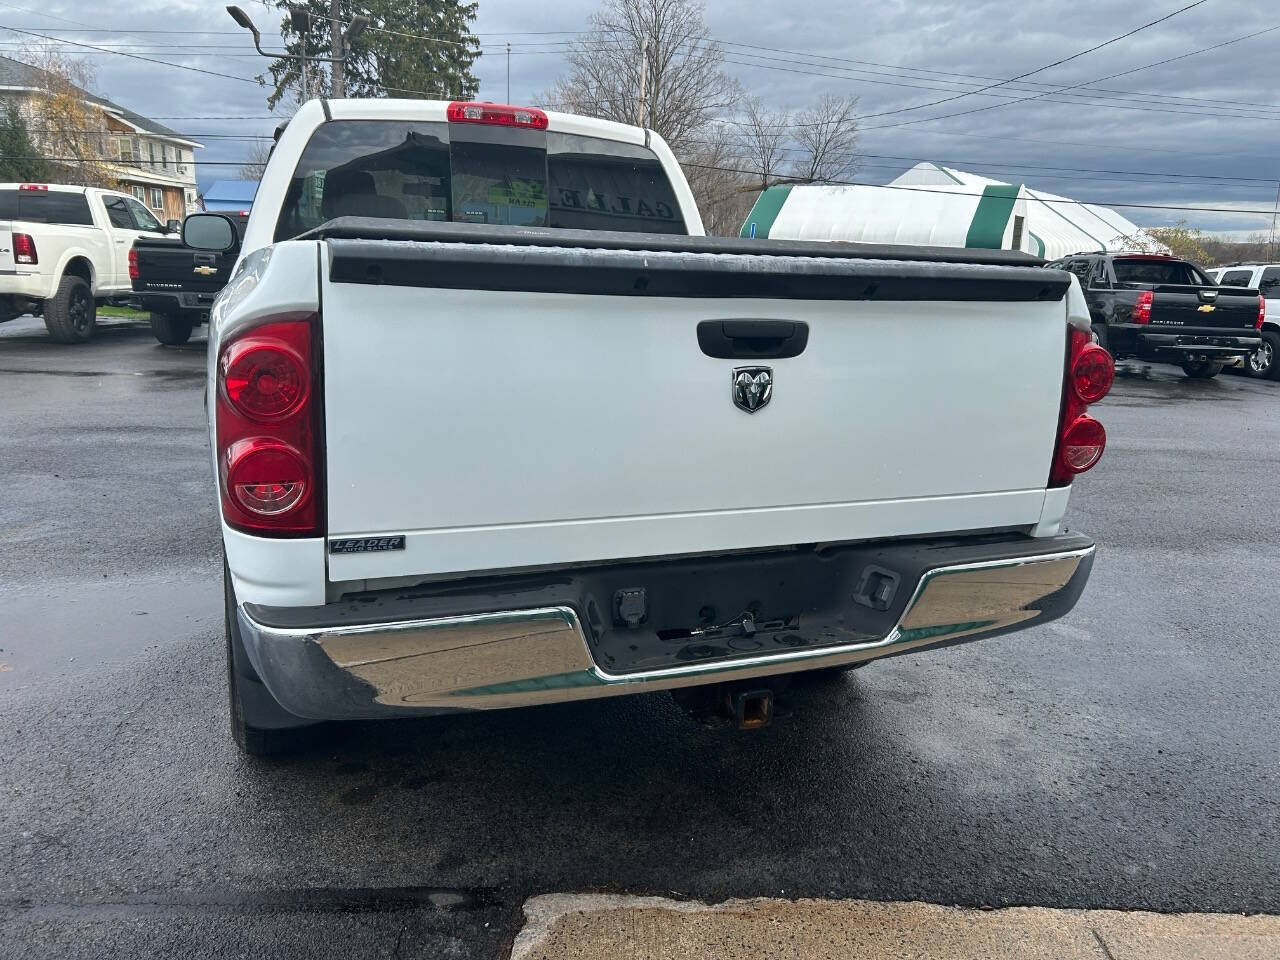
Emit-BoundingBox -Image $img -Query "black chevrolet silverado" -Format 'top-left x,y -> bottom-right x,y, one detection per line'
130,211 -> 249,345
1047,252 -> 1264,379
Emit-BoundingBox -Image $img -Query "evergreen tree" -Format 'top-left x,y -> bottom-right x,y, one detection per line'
0,101 -> 50,182
263,0 -> 479,109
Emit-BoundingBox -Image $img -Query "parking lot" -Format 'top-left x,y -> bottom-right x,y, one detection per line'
2,314 -> 1278,958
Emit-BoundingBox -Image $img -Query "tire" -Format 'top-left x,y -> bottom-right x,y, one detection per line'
1181,360 -> 1224,379
42,274 -> 95,343
1245,329 -> 1280,380
225,563 -> 317,758
150,311 -> 194,346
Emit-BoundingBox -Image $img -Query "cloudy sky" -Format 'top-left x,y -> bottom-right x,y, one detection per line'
4,0 -> 1277,236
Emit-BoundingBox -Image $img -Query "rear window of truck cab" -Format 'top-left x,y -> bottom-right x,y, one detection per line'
1112,258 -> 1210,286
0,188 -> 93,226
273,120 -> 687,241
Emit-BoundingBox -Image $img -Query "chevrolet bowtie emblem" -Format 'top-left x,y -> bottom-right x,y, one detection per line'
193,265 -> 218,276
1197,304 -> 1215,312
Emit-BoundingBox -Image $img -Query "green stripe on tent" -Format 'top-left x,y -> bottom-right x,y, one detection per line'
932,163 -> 963,184
1029,231 -> 1045,257
964,184 -> 1021,249
740,185 -> 792,239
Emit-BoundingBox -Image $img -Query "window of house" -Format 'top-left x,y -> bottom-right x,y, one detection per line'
130,184 -> 146,202
149,187 -> 164,210
161,144 -> 169,169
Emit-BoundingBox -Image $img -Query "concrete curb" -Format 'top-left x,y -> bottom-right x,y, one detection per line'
511,894 -> 1280,960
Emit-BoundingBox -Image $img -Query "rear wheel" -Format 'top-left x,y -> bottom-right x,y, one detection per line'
1245,330 -> 1279,380
150,311 -> 194,345
43,274 -> 95,343
1181,360 -> 1224,379
225,564 -> 316,758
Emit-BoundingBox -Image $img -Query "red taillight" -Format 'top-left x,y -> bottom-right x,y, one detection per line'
225,439 -> 310,517
1071,343 -> 1115,404
127,247 -> 138,280
215,315 -> 321,535
13,232 -> 36,265
1132,289 -> 1153,324
18,183 -> 47,191
1059,415 -> 1106,473
446,101 -> 549,130
1050,327 -> 1113,487
1257,295 -> 1266,330
221,337 -> 309,421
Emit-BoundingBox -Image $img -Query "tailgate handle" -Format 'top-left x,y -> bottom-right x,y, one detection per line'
193,253 -> 217,264
697,320 -> 809,359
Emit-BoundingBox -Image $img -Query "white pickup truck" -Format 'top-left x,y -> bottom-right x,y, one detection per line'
0,182 -> 178,342
191,99 -> 1114,756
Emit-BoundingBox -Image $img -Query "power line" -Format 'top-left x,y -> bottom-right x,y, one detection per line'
853,0 -> 1209,123
713,55 -> 1280,124
679,143 -> 1280,185
678,160 -> 1279,215
0,25 -> 262,84
530,35 -> 1280,117
867,23 -> 1280,131
0,0 -> 97,28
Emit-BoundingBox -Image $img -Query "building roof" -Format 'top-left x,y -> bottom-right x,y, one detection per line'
0,55 -> 202,147
203,180 -> 259,203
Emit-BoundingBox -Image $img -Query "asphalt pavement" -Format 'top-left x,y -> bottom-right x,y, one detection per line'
2,314 -> 1277,959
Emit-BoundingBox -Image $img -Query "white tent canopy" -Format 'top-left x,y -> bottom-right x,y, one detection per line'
740,162 -> 1168,260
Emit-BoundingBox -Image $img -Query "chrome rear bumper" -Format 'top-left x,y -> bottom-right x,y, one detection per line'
236,535 -> 1095,721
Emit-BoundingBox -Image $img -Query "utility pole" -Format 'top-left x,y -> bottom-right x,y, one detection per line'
506,42 -> 511,103
637,40 -> 649,128
329,0 -> 344,97
289,6 -> 310,101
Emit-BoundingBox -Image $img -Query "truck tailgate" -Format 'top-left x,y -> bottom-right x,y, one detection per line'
1147,284 -> 1259,330
0,222 -> 13,273
319,238 -> 1071,582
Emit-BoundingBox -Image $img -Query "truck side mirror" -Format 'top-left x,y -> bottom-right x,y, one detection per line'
183,213 -> 239,253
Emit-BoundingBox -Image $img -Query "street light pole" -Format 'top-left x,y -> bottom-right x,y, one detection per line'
226,5 -> 367,104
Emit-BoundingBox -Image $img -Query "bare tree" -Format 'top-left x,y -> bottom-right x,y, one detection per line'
682,120 -> 753,235
790,93 -> 859,184
735,96 -> 790,190
546,0 -> 741,156
19,47 -> 118,189
238,139 -> 273,180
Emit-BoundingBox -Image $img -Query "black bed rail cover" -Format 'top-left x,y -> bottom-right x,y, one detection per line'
313,217 -> 1071,303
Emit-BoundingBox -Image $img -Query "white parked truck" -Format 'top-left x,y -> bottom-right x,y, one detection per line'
0,182 -> 178,342
192,99 -> 1114,756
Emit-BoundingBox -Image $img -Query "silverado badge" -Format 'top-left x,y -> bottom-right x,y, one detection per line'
193,265 -> 218,276
733,366 -> 773,413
